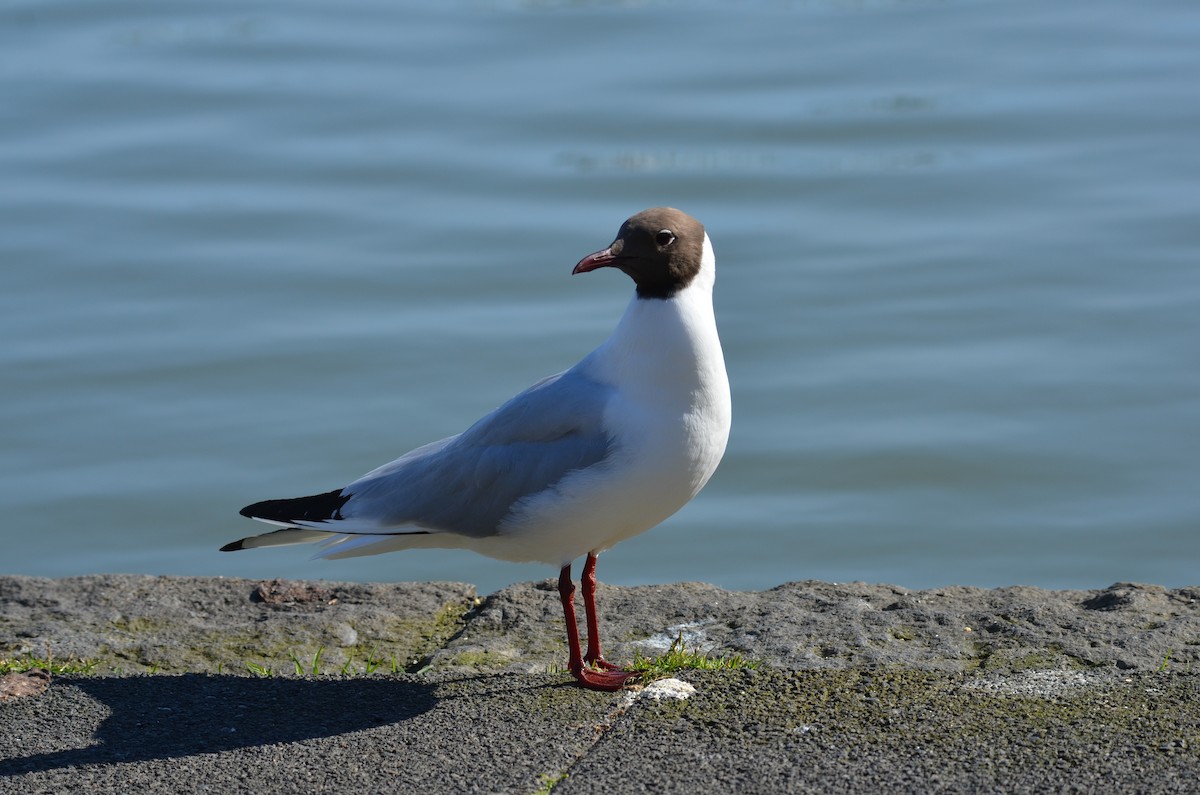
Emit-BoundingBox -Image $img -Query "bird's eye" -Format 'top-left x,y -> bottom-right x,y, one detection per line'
656,229 -> 676,247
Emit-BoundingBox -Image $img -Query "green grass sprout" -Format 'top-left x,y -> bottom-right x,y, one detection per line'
0,652 -> 98,676
629,631 -> 761,680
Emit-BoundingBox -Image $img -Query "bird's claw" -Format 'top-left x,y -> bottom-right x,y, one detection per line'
585,656 -> 624,672
572,664 -> 641,692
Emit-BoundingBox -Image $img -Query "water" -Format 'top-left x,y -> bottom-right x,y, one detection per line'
3,0 -> 1198,595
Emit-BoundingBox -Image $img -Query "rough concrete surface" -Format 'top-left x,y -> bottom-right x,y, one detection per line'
1,575 -> 1198,793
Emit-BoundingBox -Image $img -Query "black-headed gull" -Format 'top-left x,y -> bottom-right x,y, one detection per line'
222,207 -> 731,690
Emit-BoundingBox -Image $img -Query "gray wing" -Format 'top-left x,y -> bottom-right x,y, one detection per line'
340,367 -> 613,537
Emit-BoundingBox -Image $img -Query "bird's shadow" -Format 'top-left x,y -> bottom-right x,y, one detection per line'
0,674 -> 437,775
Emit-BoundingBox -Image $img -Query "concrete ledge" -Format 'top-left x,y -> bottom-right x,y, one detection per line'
3,575 -> 1197,676
1,575 -> 1198,792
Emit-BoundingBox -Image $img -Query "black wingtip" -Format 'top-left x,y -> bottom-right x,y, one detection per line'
238,489 -> 352,523
219,540 -> 247,552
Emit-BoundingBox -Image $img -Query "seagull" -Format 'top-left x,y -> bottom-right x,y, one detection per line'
222,207 -> 731,690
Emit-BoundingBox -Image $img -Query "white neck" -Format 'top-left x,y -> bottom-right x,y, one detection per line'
582,234 -> 727,406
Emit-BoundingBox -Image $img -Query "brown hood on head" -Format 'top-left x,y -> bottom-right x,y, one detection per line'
573,207 -> 706,299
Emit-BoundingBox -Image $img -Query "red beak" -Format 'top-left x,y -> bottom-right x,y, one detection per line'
573,247 -> 617,275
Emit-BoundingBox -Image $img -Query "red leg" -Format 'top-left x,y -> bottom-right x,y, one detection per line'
582,553 -> 619,670
558,563 -> 585,676
558,560 -> 639,691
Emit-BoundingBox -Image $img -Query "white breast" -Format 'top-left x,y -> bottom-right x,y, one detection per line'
494,234 -> 731,565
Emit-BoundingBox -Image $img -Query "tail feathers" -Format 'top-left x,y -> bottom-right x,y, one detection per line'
222,489 -> 353,553
224,488 -> 435,554
239,489 -> 352,524
221,527 -> 335,551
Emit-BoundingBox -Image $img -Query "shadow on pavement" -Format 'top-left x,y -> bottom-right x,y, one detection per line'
0,674 -> 436,774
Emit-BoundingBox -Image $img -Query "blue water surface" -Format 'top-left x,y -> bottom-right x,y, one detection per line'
2,0 -> 1197,593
